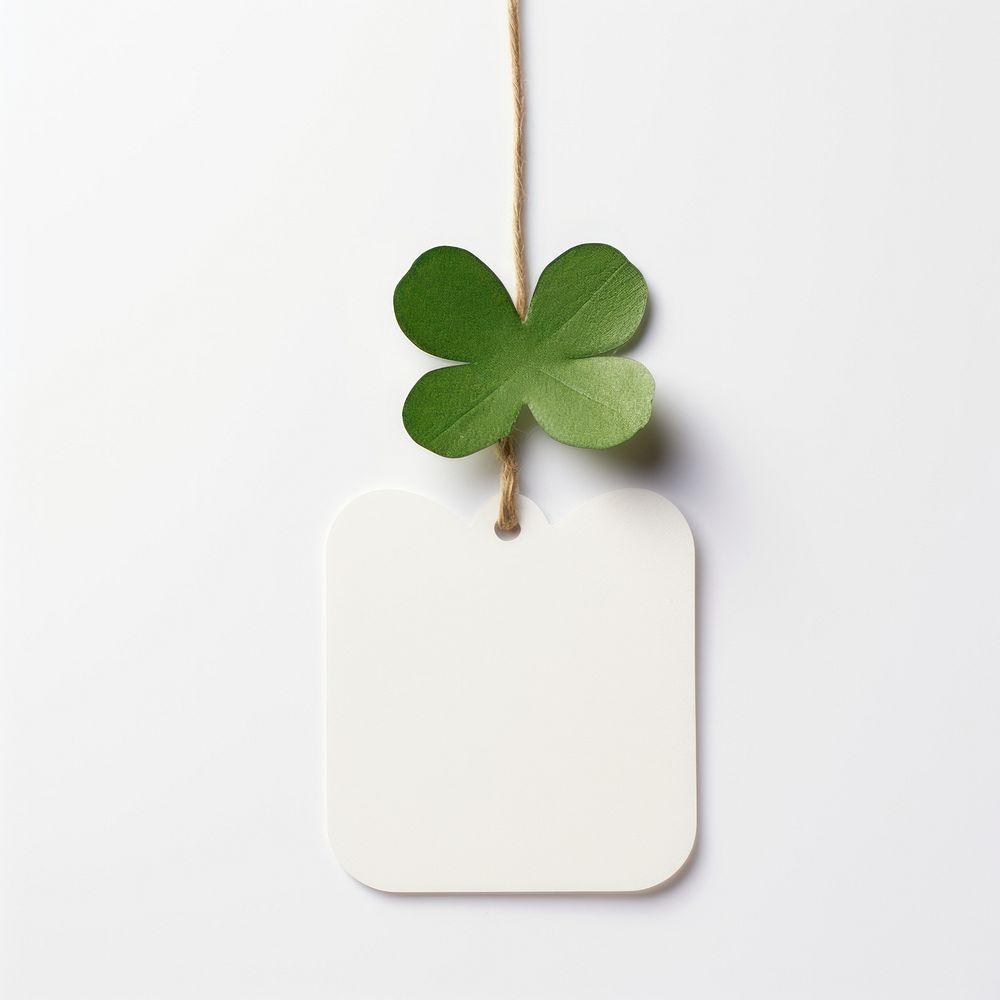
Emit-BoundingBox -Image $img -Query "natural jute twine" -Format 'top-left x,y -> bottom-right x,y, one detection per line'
495,0 -> 525,533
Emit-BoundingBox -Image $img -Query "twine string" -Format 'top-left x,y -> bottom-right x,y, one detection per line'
507,0 -> 527,320
496,0 -> 525,533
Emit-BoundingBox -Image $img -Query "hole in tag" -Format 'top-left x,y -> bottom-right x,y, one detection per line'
494,522 -> 521,541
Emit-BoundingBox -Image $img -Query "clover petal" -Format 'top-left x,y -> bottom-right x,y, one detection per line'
525,357 -> 654,449
526,244 -> 647,358
403,360 -> 526,458
394,246 -> 521,362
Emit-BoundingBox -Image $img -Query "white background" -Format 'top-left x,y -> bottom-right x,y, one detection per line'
2,0 -> 998,996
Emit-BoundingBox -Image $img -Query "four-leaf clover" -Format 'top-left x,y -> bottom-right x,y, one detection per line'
395,243 -> 653,458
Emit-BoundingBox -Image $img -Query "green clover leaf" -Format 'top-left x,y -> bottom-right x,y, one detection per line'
395,243 -> 653,458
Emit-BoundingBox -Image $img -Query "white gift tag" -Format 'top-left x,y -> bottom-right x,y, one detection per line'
326,489 -> 695,893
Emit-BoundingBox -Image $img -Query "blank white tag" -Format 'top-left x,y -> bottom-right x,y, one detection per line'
326,489 -> 695,893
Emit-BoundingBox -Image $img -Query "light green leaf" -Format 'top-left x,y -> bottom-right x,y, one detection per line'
397,243 -> 653,457
525,357 -> 654,449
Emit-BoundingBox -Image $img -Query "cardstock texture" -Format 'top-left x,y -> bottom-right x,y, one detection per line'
326,489 -> 696,893
396,244 -> 654,457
